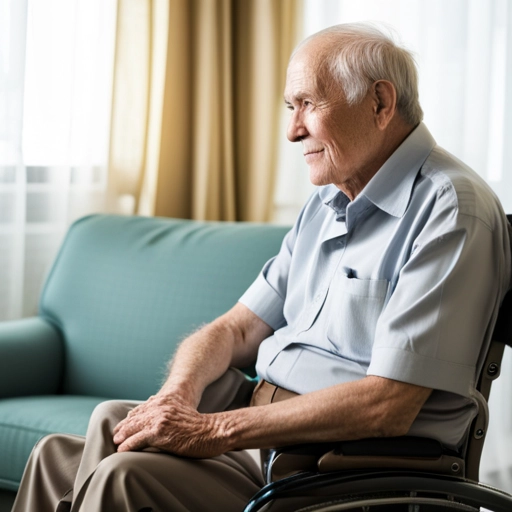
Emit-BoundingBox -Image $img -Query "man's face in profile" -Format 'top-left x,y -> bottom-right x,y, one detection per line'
284,42 -> 380,194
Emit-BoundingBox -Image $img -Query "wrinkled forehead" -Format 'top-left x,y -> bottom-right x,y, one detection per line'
288,39 -> 326,75
284,40 -> 338,100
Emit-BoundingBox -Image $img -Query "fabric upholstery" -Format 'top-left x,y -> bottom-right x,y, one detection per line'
0,318 -> 63,398
40,215 -> 288,398
0,214 -> 288,492
0,396 -> 106,491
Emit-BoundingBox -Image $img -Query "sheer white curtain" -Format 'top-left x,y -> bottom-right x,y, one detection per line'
273,0 -> 512,492
0,0 -> 116,320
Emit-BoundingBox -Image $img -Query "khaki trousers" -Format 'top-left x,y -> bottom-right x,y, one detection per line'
12,369 -> 265,512
11,372 -> 327,512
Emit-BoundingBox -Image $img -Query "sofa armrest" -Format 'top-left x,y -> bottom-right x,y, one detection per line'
0,317 -> 64,398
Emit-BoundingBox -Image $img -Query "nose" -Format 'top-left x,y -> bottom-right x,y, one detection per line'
287,111 -> 308,142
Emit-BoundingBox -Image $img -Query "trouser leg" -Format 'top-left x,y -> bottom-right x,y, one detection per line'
72,399 -> 136,496
12,368 -> 261,512
11,433 -> 84,512
70,368 -> 262,511
72,367 -> 258,500
73,449 -> 263,512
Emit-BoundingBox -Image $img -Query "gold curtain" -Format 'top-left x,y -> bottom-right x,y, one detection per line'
107,0 -> 302,222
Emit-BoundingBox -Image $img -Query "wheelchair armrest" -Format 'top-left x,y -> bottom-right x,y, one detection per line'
266,442 -> 337,482
0,317 -> 64,398
268,436 -> 464,482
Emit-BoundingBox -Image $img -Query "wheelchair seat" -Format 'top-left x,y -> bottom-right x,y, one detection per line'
245,214 -> 512,512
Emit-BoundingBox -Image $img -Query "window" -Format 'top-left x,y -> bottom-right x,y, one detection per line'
0,0 -> 116,319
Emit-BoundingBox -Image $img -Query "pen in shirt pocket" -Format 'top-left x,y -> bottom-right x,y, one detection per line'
345,267 -> 357,278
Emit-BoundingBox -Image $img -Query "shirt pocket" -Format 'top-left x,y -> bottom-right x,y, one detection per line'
326,272 -> 389,365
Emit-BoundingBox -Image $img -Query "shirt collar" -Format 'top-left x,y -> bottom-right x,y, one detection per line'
319,123 -> 436,219
360,122 -> 436,217
318,185 -> 350,221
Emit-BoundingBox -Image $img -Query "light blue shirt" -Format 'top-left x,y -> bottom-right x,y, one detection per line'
240,123 -> 511,449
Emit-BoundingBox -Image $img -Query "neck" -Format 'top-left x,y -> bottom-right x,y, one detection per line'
337,120 -> 415,201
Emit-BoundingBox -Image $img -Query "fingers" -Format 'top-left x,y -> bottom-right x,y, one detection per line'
113,414 -> 138,438
112,425 -> 128,446
113,413 -> 141,436
117,431 -> 151,452
111,395 -> 221,457
113,414 -> 148,446
113,397 -> 161,439
113,403 -> 145,435
113,416 -> 129,436
113,397 -> 177,448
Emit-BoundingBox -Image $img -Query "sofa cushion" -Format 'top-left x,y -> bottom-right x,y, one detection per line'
39,215 -> 289,399
0,395 -> 108,490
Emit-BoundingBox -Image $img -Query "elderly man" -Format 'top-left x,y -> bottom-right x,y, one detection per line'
12,23 -> 511,512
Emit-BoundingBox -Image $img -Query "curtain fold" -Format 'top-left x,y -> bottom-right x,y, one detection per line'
108,0 -> 302,222
191,0 -> 236,220
108,0 -> 153,215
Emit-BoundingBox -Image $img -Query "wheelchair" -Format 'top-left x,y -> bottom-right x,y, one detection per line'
245,216 -> 512,512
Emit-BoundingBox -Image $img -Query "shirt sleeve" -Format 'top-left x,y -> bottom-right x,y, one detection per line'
239,201 -> 310,331
239,224 -> 299,330
368,202 -> 510,398
238,256 -> 287,330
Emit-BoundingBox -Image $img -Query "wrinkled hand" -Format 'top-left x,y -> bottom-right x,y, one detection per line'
113,394 -> 229,458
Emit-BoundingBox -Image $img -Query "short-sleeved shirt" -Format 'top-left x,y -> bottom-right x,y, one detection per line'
240,123 -> 511,450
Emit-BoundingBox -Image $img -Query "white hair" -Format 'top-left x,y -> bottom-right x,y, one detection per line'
294,23 -> 423,126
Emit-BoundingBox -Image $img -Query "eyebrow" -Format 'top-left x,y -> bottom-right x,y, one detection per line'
284,91 -> 309,104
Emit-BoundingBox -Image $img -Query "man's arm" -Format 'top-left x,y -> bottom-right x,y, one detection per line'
114,376 -> 431,457
156,302 -> 274,408
113,299 -> 431,456
222,376 -> 432,450
113,302 -> 273,452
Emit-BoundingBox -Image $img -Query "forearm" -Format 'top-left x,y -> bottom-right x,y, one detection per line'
114,372 -> 431,457
159,318 -> 239,407
158,303 -> 272,408
219,376 -> 432,451
113,303 -> 274,454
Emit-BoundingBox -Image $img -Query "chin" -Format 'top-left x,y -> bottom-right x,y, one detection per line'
308,166 -> 333,187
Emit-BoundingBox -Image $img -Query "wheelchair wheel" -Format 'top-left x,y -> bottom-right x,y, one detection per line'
293,491 -> 480,511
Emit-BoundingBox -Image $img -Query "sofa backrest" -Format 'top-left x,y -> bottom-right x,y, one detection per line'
40,214 -> 289,400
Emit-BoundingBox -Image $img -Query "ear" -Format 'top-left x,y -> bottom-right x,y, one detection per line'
370,80 -> 397,130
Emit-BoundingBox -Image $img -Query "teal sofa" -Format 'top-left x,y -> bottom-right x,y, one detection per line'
0,214 -> 288,509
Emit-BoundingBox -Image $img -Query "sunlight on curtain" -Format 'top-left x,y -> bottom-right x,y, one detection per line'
273,0 -> 512,492
110,0 -> 300,223
0,0 -> 116,320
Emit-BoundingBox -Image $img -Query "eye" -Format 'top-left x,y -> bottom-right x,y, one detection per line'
303,100 -> 312,107
285,101 -> 294,111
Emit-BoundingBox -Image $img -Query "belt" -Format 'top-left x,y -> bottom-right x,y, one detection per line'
249,380 -> 300,479
250,379 -> 299,407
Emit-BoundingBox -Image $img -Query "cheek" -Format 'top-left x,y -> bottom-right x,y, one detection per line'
323,131 -> 349,162
321,117 -> 351,152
